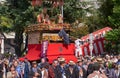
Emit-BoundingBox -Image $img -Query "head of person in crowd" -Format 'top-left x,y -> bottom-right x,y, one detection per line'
7,65 -> 17,77
97,58 -> 104,65
9,65 -> 16,72
32,61 -> 38,68
92,62 -> 101,71
105,54 -> 110,60
111,63 -> 116,69
87,59 -> 91,65
3,58 -> 9,66
58,57 -> 66,67
104,62 -> 109,68
52,59 -> 59,67
114,63 -> 119,70
41,62 -> 49,69
68,60 -> 75,68
24,57 -> 28,62
41,57 -> 48,63
13,60 -> 19,67
77,59 -> 83,66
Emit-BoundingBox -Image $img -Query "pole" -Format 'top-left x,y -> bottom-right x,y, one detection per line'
1,37 -> 4,54
61,5 -> 63,19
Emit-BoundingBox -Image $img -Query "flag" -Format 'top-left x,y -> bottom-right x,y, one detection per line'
58,28 -> 70,44
41,41 -> 48,57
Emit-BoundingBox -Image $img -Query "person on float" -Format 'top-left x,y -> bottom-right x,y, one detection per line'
37,7 -> 50,24
37,13 -> 44,23
58,14 -> 63,24
75,39 -> 83,57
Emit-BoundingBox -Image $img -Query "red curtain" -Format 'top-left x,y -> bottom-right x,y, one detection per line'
47,43 -> 75,56
25,44 -> 41,61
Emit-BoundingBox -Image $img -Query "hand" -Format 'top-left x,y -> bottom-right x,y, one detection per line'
35,72 -> 40,77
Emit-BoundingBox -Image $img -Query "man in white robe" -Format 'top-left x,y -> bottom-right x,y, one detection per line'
75,39 -> 83,57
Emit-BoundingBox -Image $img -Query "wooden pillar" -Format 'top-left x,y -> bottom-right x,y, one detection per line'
1,37 -> 4,54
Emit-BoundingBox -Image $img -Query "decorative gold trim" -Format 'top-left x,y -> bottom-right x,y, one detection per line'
25,23 -> 71,32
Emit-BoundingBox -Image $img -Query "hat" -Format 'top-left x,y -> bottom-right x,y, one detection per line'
68,60 -> 75,65
58,57 -> 65,62
32,61 -> 37,64
97,58 -> 102,61
97,58 -> 104,64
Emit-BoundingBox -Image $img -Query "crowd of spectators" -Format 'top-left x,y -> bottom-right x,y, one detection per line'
0,54 -> 120,78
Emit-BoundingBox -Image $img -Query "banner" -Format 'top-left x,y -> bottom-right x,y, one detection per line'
58,28 -> 70,44
41,41 -> 48,57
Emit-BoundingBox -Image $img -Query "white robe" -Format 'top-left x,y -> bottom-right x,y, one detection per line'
75,39 -> 83,57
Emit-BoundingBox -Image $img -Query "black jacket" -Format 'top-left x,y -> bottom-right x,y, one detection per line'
65,65 -> 79,78
55,65 -> 67,78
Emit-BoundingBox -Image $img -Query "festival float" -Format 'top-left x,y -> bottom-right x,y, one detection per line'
21,0 -> 112,63
23,0 -> 77,63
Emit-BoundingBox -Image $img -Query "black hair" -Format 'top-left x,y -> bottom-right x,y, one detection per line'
93,62 -> 100,71
59,61 -> 65,65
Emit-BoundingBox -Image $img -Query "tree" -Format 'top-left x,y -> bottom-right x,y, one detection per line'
108,0 -> 120,29
72,0 -> 107,33
0,3 -> 13,32
97,0 -> 120,54
105,29 -> 120,54
63,0 -> 83,23
0,0 -> 84,56
99,0 -> 114,27
0,0 -> 38,56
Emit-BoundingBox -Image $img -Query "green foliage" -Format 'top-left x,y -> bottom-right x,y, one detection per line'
2,0 -> 120,56
0,16 -> 13,28
0,0 -> 84,56
64,0 -> 82,23
99,0 -> 113,18
105,29 -> 120,53
0,4 -> 13,32
70,25 -> 89,38
0,0 -> 38,56
108,0 -> 120,28
100,0 -> 120,54
105,29 -> 120,42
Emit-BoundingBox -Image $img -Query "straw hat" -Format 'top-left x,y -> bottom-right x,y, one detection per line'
32,61 -> 37,64
58,57 -> 65,62
97,58 -> 104,64
68,60 -> 75,65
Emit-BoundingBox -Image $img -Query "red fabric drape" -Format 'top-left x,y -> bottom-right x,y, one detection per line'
25,44 -> 41,61
47,43 -> 75,56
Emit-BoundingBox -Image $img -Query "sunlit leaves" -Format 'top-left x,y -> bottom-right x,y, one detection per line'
0,16 -> 13,28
